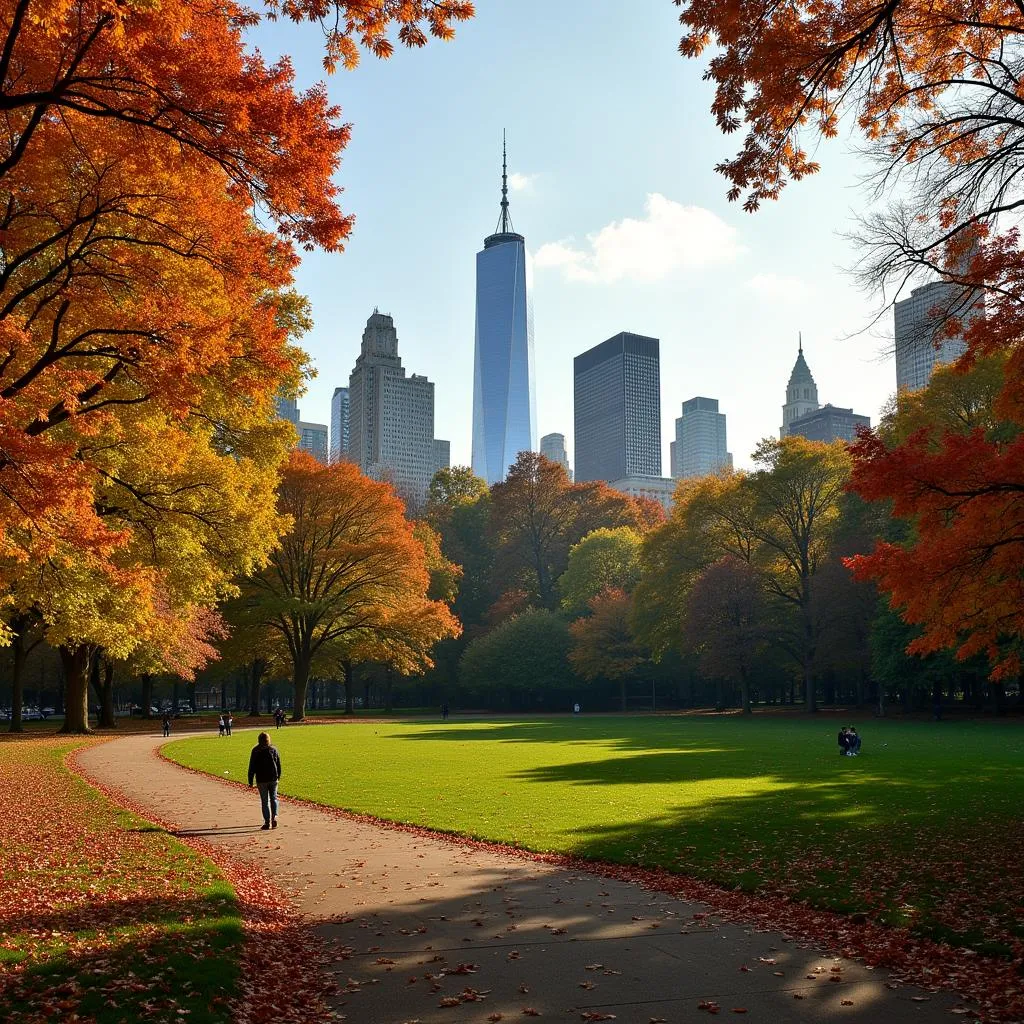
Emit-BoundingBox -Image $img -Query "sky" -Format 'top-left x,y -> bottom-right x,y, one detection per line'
244,0 -> 900,472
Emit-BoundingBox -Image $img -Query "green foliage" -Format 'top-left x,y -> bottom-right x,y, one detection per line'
560,527 -> 642,614
459,608 -> 574,697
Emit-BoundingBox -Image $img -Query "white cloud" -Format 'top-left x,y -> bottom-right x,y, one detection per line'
533,193 -> 742,284
507,172 -> 537,192
746,272 -> 810,303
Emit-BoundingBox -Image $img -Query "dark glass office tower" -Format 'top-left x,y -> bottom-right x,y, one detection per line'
574,332 -> 661,483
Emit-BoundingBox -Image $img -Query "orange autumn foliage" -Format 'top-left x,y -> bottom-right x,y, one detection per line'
678,0 -> 1024,678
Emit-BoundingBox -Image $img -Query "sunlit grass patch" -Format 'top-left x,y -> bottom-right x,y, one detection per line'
168,714 -> 1024,958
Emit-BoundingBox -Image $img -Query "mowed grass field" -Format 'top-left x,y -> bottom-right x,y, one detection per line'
166,715 -> 1024,956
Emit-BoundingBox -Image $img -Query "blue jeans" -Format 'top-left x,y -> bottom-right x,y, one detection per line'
257,781 -> 278,823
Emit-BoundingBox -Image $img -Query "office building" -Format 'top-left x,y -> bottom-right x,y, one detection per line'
330,387 -> 350,463
787,404 -> 870,443
574,332 -> 661,483
275,395 -> 299,426
432,439 -> 451,477
297,420 -> 328,463
609,475 -> 676,513
471,137 -> 537,484
670,397 -> 733,479
348,310 -> 444,505
540,432 -> 572,479
894,280 -> 974,392
781,337 -> 820,437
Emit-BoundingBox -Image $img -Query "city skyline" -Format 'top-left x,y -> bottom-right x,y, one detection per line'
245,1 -> 900,478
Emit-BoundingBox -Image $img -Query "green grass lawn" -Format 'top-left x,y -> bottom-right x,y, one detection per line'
166,715 -> 1024,955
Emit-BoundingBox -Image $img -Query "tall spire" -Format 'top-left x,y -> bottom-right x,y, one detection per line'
496,130 -> 514,234
798,330 -> 803,355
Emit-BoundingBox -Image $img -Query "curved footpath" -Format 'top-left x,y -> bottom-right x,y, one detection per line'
77,729 -> 970,1024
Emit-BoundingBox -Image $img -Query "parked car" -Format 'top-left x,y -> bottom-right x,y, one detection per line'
41,707 -> 55,718
23,707 -> 42,720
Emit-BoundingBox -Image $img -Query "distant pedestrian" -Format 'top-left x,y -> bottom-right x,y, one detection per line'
274,707 -> 284,729
441,702 -> 449,721
217,713 -> 225,737
162,713 -> 171,738
225,712 -> 233,736
247,732 -> 282,830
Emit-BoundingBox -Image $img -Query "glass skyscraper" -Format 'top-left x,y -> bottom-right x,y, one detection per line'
471,139 -> 537,485
574,332 -> 661,483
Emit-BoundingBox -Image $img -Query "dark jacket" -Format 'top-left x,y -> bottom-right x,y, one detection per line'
248,744 -> 282,785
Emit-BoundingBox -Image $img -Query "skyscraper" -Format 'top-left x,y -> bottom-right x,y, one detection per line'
894,280 -> 972,392
471,137 -> 537,485
670,397 -> 733,479
780,337 -> 820,438
275,395 -> 299,426
297,421 -> 328,462
540,432 -> 572,480
330,387 -> 349,463
348,310 -> 445,505
574,332 -> 661,483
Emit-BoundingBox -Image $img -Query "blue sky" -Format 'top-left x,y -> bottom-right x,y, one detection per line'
248,1 -> 895,471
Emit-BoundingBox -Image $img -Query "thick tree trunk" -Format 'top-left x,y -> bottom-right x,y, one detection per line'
8,622 -> 29,733
141,673 -> 154,718
97,657 -> 116,729
59,645 -> 94,734
342,659 -> 354,715
291,655 -> 310,722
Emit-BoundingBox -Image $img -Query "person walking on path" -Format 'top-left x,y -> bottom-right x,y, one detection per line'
247,731 -> 282,830
217,713 -> 225,737
161,713 -> 171,738
225,712 -> 233,736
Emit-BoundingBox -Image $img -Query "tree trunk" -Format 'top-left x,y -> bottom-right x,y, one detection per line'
141,673 -> 154,718
59,645 -> 94,734
249,659 -> 265,717
739,671 -> 752,715
8,618 -> 29,733
342,659 -> 355,715
97,657 -> 116,729
291,655 -> 310,722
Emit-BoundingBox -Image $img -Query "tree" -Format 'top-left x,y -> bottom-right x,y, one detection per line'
459,609 -> 574,707
490,452 -> 644,608
746,438 -> 851,712
560,527 -> 643,614
677,0 -> 1024,682
683,556 -> 768,714
246,452 -> 459,721
569,589 -> 647,712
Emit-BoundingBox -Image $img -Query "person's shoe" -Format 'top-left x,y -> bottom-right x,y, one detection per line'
261,822 -> 271,830
271,818 -> 278,829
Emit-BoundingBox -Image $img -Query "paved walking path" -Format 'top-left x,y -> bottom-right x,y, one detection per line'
76,730 -> 970,1024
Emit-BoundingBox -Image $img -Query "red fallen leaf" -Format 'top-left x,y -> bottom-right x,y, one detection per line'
522,1009 -> 541,1017
580,1014 -> 616,1021
439,996 -> 461,1007
407,976 -> 418,984
732,1010 -> 749,1015
698,1001 -> 721,1014
375,956 -> 395,964
579,980 -> 596,989
448,962 -> 479,975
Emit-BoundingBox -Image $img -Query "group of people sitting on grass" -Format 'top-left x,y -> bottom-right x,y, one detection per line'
838,726 -> 862,756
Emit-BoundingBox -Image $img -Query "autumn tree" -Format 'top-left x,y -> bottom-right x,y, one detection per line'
569,589 -> 647,712
677,0 -> 1024,681
683,556 -> 768,715
245,452 -> 459,721
490,452 -> 646,608
560,527 -> 643,615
